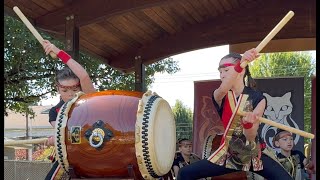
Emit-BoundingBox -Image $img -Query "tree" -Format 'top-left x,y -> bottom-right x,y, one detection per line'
249,52 -> 315,135
172,100 -> 193,140
4,15 -> 180,116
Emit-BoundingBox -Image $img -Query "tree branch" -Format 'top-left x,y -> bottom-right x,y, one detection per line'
4,91 -> 52,103
4,73 -> 54,84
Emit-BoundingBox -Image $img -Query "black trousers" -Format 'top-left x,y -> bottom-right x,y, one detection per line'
45,161 -> 60,180
45,161 -> 71,180
177,154 -> 293,180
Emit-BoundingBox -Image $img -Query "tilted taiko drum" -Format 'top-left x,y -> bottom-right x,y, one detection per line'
54,90 -> 176,179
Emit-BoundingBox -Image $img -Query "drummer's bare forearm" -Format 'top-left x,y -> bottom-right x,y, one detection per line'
65,59 -> 95,93
43,40 -> 96,93
243,99 -> 266,141
214,73 -> 239,103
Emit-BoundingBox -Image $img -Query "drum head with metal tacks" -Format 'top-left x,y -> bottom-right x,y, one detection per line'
135,91 -> 176,180
55,91 -> 85,174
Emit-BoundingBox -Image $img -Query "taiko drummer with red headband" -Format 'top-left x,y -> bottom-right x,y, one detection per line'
43,39 -> 95,138
177,49 -> 293,180
42,40 -> 96,180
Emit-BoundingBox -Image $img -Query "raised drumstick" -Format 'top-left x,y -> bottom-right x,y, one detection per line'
13,6 -> 57,59
240,11 -> 295,68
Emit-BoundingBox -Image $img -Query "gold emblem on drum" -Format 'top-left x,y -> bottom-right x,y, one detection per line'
70,126 -> 81,144
92,128 -> 105,141
84,120 -> 114,149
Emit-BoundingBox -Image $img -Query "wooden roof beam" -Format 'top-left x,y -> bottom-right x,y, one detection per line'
109,0 -> 315,71
4,6 -> 35,25
229,38 -> 316,53
35,0 -> 183,29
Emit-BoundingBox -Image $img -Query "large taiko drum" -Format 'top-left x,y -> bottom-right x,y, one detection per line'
54,90 -> 176,179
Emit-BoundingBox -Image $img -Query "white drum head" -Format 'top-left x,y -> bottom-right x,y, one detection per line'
135,91 -> 176,179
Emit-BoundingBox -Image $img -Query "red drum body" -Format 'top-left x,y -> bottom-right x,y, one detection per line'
54,90 -> 176,179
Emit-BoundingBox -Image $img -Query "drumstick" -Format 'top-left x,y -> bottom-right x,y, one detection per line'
12,6 -> 57,59
240,11 -> 294,68
4,138 -> 48,146
237,110 -> 314,139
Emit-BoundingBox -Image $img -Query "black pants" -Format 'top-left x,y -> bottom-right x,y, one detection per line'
177,154 -> 293,180
45,161 -> 60,180
45,161 -> 71,180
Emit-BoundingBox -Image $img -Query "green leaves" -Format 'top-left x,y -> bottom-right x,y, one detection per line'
250,52 -> 315,78
4,15 -> 180,116
250,52 -> 315,137
172,100 -> 193,140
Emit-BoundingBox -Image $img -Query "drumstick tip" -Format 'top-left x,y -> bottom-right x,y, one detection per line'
288,10 -> 295,16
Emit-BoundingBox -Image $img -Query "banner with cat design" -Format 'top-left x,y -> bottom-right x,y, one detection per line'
193,77 -> 305,157
255,77 -> 304,153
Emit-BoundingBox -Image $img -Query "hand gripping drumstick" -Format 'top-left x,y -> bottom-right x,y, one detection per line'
237,94 -> 314,139
236,11 -> 314,139
13,6 -> 57,59
240,11 -> 295,68
237,110 -> 314,139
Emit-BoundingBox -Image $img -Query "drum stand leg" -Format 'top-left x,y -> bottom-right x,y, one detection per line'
68,166 -> 79,179
127,164 -> 139,180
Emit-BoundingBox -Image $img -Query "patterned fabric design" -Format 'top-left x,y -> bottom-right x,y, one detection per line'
278,154 -> 302,179
209,91 -> 263,171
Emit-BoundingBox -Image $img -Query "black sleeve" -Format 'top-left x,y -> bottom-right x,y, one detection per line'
48,107 -> 58,123
172,158 -> 180,167
251,90 -> 266,109
172,152 -> 183,167
49,100 -> 65,123
211,90 -> 225,118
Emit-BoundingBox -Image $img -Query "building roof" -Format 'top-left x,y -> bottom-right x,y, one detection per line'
4,0 -> 316,72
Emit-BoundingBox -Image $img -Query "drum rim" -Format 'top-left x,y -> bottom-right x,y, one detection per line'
55,91 -> 85,174
135,91 -> 176,179
138,94 -> 161,178
79,90 -> 144,99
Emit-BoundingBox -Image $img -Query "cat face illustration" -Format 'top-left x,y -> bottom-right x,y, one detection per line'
263,92 -> 293,123
260,92 -> 300,148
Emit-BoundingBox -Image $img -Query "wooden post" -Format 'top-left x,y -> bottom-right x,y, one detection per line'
65,14 -> 80,61
26,112 -> 29,138
25,112 -> 32,161
134,56 -> 146,92
311,76 -> 316,180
